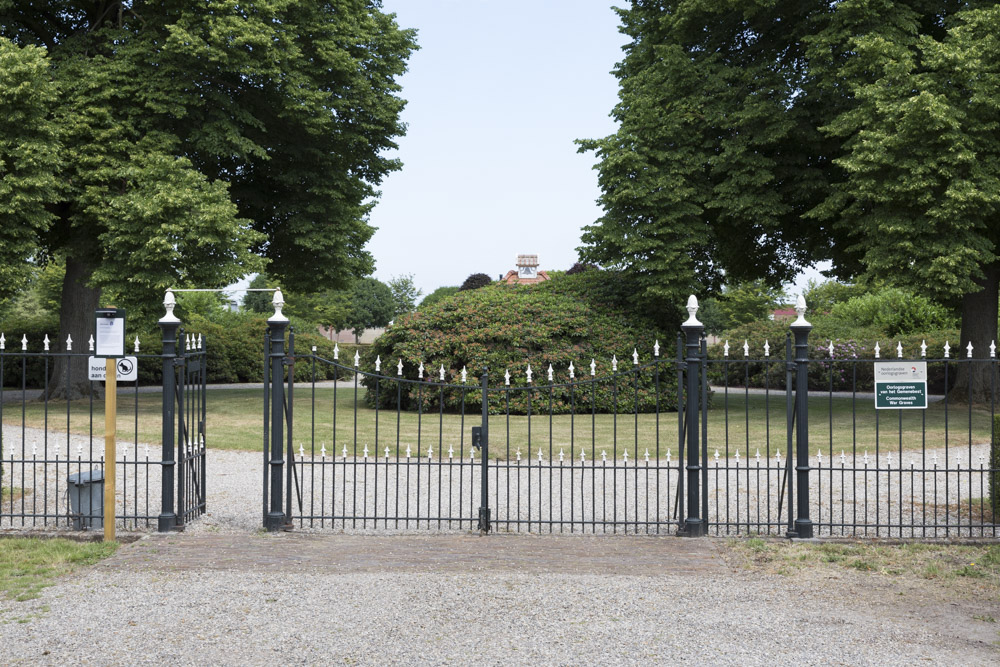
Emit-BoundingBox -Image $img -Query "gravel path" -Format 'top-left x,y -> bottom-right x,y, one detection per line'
1,533 -> 997,665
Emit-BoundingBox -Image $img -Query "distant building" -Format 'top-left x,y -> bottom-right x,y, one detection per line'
502,254 -> 551,285
770,306 -> 796,321
318,327 -> 386,345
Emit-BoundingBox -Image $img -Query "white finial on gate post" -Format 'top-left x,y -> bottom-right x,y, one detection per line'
943,341 -> 950,358
967,341 -> 974,358
375,355 -> 381,372
792,294 -> 810,327
568,362 -> 575,379
88,335 -> 94,352
874,342 -> 881,359
920,340 -> 927,358
683,294 -> 702,327
65,334 -> 72,351
269,288 -> 288,323
43,335 -> 50,351
160,289 -> 180,323
654,340 -> 660,357
896,342 -> 903,359
590,359 -> 596,376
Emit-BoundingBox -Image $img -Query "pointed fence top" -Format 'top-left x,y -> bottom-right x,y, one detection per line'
568,361 -> 575,379
632,349 -> 638,365
682,294 -> 702,327
612,354 -> 618,372
724,341 -> 730,357
828,341 -> 834,358
333,343 -> 339,360
526,364 -> 533,383
439,365 -> 445,381
763,340 -> 770,357
967,341 -> 974,358
21,334 -> 27,351
743,340 -> 749,357
269,289 -> 288,323
791,294 -> 811,327
0,333 -> 4,350
874,341 -> 881,359
504,369 -> 510,386
590,359 -> 596,376
461,366 -> 467,383
896,341 -> 903,359
160,289 -> 180,324
66,334 -> 72,351
944,341 -> 951,358
418,361 -> 424,377
547,364 -> 553,382
991,341 -> 996,358
43,334 -> 50,351
375,355 -> 381,372
134,335 -> 141,353
654,340 -> 660,357
920,340 -> 927,358
353,350 -> 360,367
89,334 -> 94,352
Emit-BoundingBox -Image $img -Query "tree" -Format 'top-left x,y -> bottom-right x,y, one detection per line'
419,286 -> 460,310
0,3 -> 416,397
242,274 -> 274,314
580,1 -> 998,400
344,278 -> 394,343
459,274 -> 493,291
388,273 -> 422,318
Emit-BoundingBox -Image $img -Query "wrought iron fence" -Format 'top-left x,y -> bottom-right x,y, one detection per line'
0,303 -> 207,533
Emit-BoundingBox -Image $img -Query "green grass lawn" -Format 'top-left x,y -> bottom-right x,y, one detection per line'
0,538 -> 117,605
1,386 -> 994,459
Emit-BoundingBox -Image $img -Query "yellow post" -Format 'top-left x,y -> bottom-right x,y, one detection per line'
104,357 -> 116,542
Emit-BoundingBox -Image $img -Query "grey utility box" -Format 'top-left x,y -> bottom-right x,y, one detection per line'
67,470 -> 104,530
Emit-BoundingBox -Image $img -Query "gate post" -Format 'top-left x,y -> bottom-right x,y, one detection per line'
265,290 -> 288,532
681,295 -> 706,537
477,369 -> 491,534
791,295 -> 814,538
158,290 -> 180,532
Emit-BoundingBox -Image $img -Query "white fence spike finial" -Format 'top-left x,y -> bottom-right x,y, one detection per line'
397,359 -> 403,376
763,340 -> 770,357
590,359 -> 596,376
967,341 -> 974,358
792,294 -> 810,327
269,289 -> 288,322
418,361 -> 424,377
723,341 -> 730,357
0,333 -> 4,350
504,369 -> 510,386
526,364 -> 533,384
991,341 -> 996,358
43,334 -> 50,351
828,341 -> 834,358
683,294 -> 702,327
547,364 -> 553,382
440,365 -> 445,381
612,355 -> 618,372
89,334 -> 94,352
160,289 -> 180,323
65,334 -> 72,351
944,341 -> 950,358
375,355 -> 381,372
461,366 -> 467,383
874,342 -> 881,359
353,350 -> 360,367
333,343 -> 339,360
896,341 -> 903,359
654,340 -> 660,357
743,340 -> 749,357
632,348 -> 638,365
568,361 -> 575,379
21,334 -> 28,351
920,340 -> 927,358
134,335 -> 141,353
311,345 -> 317,353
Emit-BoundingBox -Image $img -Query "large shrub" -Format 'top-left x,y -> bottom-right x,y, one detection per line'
361,282 -> 675,414
828,288 -> 957,338
459,273 -> 493,291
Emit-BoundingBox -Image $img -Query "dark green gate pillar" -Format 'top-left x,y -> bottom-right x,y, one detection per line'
265,290 -> 289,532
158,290 -> 180,532
681,295 -> 706,537
791,295 -> 814,538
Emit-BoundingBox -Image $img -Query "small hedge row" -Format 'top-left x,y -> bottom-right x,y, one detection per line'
708,320 -> 961,393
0,312 -> 356,389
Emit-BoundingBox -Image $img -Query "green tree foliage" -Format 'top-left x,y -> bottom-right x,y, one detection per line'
0,2 -> 416,396
581,1 -> 998,398
419,286 -> 460,310
802,280 -> 869,315
828,288 -> 957,339
703,281 -> 787,335
242,274 -> 274,314
345,278 -> 394,342
362,280 -> 674,414
388,273 -> 422,317
459,273 -> 493,291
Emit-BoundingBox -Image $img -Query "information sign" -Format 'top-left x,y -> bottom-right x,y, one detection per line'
874,361 -> 928,409
94,308 -> 126,358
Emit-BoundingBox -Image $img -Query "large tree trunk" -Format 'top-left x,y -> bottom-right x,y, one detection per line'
46,255 -> 101,400
950,260 -> 999,404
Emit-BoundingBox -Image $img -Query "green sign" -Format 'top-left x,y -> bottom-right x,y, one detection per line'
874,362 -> 927,409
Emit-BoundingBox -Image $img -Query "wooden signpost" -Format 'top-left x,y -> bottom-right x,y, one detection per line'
95,308 -> 126,542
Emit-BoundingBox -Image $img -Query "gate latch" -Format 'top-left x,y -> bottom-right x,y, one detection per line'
471,426 -> 482,450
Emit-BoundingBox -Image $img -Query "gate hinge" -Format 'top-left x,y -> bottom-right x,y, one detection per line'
282,356 -> 295,367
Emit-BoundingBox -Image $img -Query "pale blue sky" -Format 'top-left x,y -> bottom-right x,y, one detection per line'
368,0 -> 624,296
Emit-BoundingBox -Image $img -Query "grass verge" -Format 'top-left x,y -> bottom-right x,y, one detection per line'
0,538 -> 118,603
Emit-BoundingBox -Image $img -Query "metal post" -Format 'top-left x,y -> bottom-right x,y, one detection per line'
265,290 -> 289,531
158,291 -> 179,532
681,296 -> 706,537
791,296 -> 814,538
478,369 -> 491,533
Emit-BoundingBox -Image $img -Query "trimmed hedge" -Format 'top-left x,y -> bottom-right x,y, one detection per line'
361,281 -> 675,414
708,319 -> 961,393
992,415 -> 999,523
